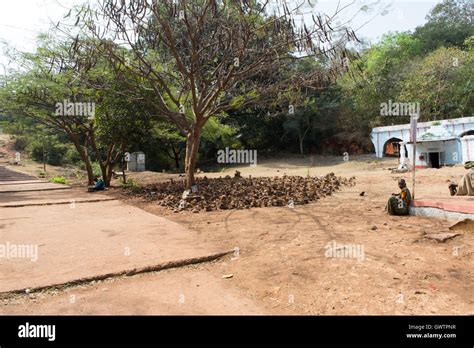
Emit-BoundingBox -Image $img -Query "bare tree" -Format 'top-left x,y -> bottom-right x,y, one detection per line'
78,0 -> 358,188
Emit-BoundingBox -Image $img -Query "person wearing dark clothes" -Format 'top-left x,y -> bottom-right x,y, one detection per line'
386,178 -> 411,216
88,176 -> 106,192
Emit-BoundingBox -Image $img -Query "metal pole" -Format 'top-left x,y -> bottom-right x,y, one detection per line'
411,112 -> 418,200
412,142 -> 416,200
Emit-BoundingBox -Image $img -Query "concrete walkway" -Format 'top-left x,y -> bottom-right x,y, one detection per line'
0,165 -> 231,295
0,166 -> 38,181
0,166 -> 71,193
0,188 -> 115,207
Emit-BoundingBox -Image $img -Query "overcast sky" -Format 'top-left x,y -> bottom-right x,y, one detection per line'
0,0 -> 440,71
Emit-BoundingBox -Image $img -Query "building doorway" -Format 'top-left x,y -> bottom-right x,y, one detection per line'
383,138 -> 403,157
460,130 -> 474,137
429,152 -> 440,168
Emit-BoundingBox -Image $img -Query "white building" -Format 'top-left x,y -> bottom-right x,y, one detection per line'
370,117 -> 474,168
127,151 -> 146,172
460,135 -> 474,163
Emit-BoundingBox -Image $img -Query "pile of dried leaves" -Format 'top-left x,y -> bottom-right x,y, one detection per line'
126,172 -> 356,213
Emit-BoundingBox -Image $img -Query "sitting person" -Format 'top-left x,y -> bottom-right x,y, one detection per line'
386,178 -> 411,216
88,176 -> 106,192
449,161 -> 474,196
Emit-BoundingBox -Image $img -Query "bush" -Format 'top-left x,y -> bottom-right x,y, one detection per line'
49,176 -> 67,184
63,147 -> 82,164
27,136 -> 69,166
14,136 -> 28,151
78,161 -> 102,178
121,177 -> 141,192
91,162 -> 102,178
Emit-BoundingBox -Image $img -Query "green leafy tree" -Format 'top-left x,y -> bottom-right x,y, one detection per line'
399,46 -> 473,120
0,35 -> 155,186
414,0 -> 474,53
338,32 -> 422,130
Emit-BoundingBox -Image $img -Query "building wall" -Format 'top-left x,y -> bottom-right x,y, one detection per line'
372,129 -> 407,158
445,140 -> 462,165
371,117 -> 474,158
461,136 -> 474,163
405,139 -> 461,168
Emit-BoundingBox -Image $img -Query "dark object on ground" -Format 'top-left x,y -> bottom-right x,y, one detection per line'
449,183 -> 458,196
359,191 -> 365,196
125,173 -> 356,212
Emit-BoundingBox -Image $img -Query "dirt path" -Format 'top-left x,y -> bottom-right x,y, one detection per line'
1,157 -> 473,315
122,157 -> 474,315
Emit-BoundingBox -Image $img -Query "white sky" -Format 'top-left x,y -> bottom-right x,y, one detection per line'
0,0 -> 440,72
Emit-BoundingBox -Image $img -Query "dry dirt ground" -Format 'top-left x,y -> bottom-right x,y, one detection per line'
107,156 -> 471,315
1,154 -> 472,315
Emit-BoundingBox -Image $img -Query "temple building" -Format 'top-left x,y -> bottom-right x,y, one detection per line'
370,117 -> 474,168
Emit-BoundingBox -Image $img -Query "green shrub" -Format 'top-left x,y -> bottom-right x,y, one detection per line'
49,176 -> 67,184
78,161 -> 102,178
121,178 -> 141,192
14,136 -> 28,151
27,136 -> 69,166
74,170 -> 85,180
91,162 -> 102,178
63,147 -> 82,164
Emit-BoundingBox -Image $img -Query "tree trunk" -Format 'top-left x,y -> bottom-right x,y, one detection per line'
67,132 -> 94,185
82,151 -> 95,186
172,145 -> 180,170
100,158 -> 114,187
299,126 -> 310,157
121,153 -> 127,185
42,142 -> 46,173
88,130 -> 117,187
299,134 -> 304,156
87,128 -> 106,185
102,149 -> 121,187
119,144 -> 127,184
164,145 -> 181,170
184,127 -> 202,189
105,163 -> 114,187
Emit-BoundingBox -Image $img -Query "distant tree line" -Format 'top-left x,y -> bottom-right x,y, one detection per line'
0,0 -> 472,182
